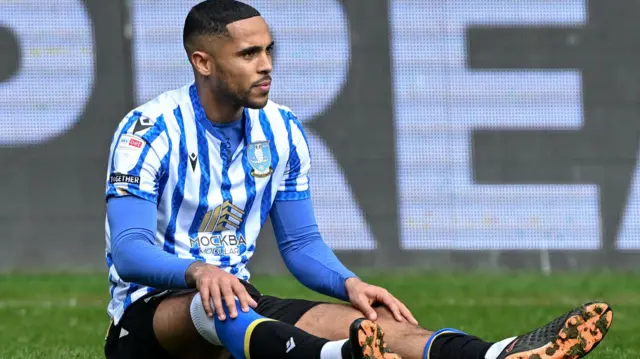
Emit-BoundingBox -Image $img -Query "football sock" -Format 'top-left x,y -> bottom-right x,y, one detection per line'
483,337 -> 517,359
191,294 -> 351,359
322,339 -> 351,359
425,328 -> 494,359
248,320 -> 350,359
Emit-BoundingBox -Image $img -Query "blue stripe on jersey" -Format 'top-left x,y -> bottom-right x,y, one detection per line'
109,277 -> 116,299
220,256 -> 231,267
141,115 -> 169,203
106,252 -> 113,267
290,116 -> 310,187
220,141 -> 233,204
243,108 -> 253,141
188,82 -> 230,210
290,116 -> 309,154
156,133 -> 173,204
107,111 -> 141,196
106,253 -> 117,298
219,139 -> 233,268
140,114 -> 166,143
258,110 -> 280,226
187,119 -> 210,262
230,267 -> 239,275
279,109 -> 301,192
238,243 -> 247,255
243,246 -> 255,265
128,115 -> 165,179
140,114 -> 167,151
239,109 -> 256,250
163,106 -> 188,254
123,283 -> 140,310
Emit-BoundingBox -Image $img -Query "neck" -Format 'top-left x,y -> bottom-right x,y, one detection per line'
196,80 -> 244,124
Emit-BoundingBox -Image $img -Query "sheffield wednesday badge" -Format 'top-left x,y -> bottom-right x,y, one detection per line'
247,141 -> 273,177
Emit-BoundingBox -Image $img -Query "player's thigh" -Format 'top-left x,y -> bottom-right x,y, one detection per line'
292,303 -> 362,339
153,290 -> 229,359
105,291 -> 182,359
253,294 -> 326,325
104,289 -> 228,359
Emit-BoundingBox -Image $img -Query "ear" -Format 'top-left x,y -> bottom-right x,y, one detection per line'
191,50 -> 214,77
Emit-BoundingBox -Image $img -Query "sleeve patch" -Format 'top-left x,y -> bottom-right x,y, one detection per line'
109,173 -> 141,185
114,134 -> 146,173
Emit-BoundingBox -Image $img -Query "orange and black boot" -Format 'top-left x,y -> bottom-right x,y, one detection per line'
496,302 -> 613,359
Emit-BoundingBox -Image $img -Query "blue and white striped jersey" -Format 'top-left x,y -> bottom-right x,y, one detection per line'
104,83 -> 311,324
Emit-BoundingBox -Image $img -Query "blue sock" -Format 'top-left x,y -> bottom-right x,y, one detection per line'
213,300 -> 272,359
205,298 -> 333,359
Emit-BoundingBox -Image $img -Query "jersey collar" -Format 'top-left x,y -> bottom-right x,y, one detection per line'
188,83 -> 254,144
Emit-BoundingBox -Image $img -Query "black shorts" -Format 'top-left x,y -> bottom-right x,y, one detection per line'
104,280 -> 326,359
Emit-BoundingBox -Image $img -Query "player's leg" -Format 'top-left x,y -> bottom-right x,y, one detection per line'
294,301 -> 614,359
106,288 -> 400,359
105,290 -> 227,359
295,303 -> 436,359
188,290 -> 402,359
153,291 -> 228,359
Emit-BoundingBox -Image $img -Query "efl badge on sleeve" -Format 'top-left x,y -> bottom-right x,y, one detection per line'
247,141 -> 273,177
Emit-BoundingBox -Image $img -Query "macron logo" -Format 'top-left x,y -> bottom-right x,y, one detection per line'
286,337 -> 296,353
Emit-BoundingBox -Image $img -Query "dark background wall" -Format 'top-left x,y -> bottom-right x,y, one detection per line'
1,0 -> 639,273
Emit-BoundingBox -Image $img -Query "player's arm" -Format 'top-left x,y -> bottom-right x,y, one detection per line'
107,113 -> 256,318
270,198 -> 356,300
109,197 -> 256,318
273,110 -> 417,324
108,196 -> 196,288
106,114 -> 197,289
109,196 -> 257,319
271,111 -> 356,300
271,198 -> 416,324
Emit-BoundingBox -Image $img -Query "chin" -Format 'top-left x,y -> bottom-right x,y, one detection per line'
244,97 -> 269,109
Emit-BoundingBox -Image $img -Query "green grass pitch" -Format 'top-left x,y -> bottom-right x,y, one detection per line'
0,271 -> 637,358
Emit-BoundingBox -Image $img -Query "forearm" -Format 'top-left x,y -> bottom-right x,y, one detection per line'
280,234 -> 356,300
270,198 -> 357,301
108,196 -> 197,289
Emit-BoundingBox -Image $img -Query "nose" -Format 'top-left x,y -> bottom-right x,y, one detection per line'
257,52 -> 272,74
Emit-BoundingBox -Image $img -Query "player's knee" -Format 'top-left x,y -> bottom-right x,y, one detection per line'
190,293 -> 224,346
374,305 -> 394,319
190,293 -> 264,347
374,306 -> 410,325
373,306 -> 428,333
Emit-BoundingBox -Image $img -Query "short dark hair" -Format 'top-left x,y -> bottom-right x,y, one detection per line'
183,0 -> 261,53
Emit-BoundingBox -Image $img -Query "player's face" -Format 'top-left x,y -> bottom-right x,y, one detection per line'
211,17 -> 274,109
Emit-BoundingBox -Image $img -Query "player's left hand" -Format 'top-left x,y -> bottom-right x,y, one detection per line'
344,277 -> 418,325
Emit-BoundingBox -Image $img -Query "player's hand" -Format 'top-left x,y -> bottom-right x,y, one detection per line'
185,261 -> 258,321
344,277 -> 418,325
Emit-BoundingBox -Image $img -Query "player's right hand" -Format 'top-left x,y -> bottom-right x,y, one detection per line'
186,261 -> 258,321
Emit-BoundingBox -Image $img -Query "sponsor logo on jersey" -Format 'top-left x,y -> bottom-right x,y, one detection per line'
190,201 -> 247,256
127,138 -> 143,148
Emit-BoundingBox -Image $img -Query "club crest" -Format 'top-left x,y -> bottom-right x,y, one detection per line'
247,141 -> 273,177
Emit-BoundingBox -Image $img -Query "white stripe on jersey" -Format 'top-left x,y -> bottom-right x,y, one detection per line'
263,103 -> 291,201
287,114 -> 310,193
104,83 -> 309,325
